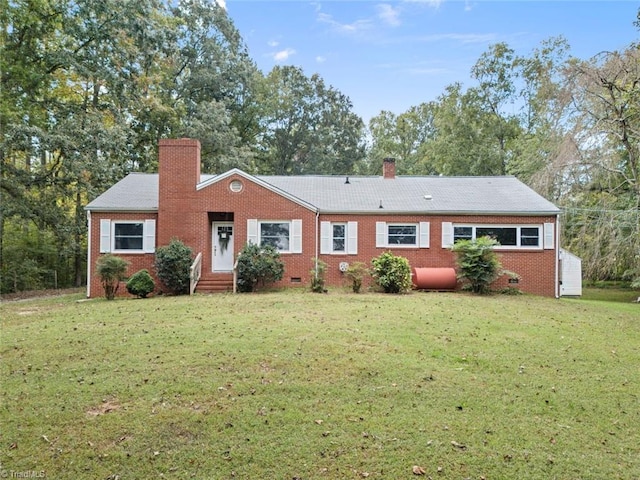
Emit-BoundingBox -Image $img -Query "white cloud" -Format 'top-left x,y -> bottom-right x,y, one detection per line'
268,40 -> 279,47
317,12 -> 373,35
272,48 -> 296,62
377,32 -> 497,46
376,4 -> 401,27
423,32 -> 497,44
405,0 -> 443,8
316,55 -> 327,63
215,0 -> 226,9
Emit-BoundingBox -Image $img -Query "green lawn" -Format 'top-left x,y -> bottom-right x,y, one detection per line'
1,290 -> 638,479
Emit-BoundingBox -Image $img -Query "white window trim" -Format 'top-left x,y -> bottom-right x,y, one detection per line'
100,219 -> 156,254
320,221 -> 358,255
247,219 -> 302,254
447,224 -> 544,250
376,222 -> 430,248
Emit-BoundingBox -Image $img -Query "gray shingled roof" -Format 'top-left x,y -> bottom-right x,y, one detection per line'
86,171 -> 559,215
86,173 -> 159,211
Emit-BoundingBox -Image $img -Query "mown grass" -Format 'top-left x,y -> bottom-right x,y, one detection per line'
582,286 -> 639,304
1,290 -> 638,479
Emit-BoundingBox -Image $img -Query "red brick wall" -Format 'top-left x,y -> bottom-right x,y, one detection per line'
192,173 -> 318,283
87,212 -> 158,298
315,214 -> 557,297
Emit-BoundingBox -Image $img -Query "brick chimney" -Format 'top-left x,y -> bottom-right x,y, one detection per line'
158,138 -> 201,196
158,138 -> 201,246
383,158 -> 396,179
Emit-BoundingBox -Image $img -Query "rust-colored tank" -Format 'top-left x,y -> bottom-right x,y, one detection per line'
412,267 -> 457,290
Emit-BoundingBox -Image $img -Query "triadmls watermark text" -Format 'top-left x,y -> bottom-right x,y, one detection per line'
1,470 -> 46,479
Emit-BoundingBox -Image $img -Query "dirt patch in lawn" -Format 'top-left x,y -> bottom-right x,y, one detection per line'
87,400 -> 122,416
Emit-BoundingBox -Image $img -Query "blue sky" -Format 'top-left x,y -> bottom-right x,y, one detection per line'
225,1 -> 639,123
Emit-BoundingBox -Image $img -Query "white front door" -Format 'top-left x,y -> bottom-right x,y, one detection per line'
212,222 -> 234,272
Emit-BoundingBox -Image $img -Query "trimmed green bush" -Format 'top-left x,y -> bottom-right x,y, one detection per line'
451,236 -> 503,294
126,269 -> 155,298
96,254 -> 129,300
371,251 -> 412,294
154,239 -> 193,295
236,243 -> 285,292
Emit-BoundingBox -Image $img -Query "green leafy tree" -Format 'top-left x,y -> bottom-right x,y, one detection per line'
367,103 -> 437,175
154,239 -> 193,295
1,0 -> 259,294
256,65 -> 365,175
236,243 -> 284,292
556,42 -> 640,282
371,252 -> 412,294
126,269 -> 155,298
166,0 -> 261,173
96,254 -> 129,300
451,237 -> 503,294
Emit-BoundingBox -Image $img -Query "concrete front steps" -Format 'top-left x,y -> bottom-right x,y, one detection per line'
194,273 -> 234,293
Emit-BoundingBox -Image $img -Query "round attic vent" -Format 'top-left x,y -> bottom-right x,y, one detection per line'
229,180 -> 243,193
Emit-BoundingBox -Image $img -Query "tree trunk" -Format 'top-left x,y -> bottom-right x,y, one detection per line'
74,190 -> 84,287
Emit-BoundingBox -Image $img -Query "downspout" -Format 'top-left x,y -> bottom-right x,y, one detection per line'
314,210 -> 319,280
555,213 -> 560,299
86,210 -> 92,298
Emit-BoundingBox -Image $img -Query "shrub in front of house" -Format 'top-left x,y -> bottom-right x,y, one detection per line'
154,239 -> 193,295
371,252 -> 412,294
451,236 -> 503,294
96,254 -> 129,300
236,243 -> 285,292
310,258 -> 328,293
126,269 -> 155,298
345,261 -> 368,293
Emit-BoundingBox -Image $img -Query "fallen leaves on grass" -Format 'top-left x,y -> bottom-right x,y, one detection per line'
451,440 -> 466,450
412,465 -> 426,475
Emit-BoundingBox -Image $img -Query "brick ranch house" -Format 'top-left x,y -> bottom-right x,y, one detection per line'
86,138 -> 578,298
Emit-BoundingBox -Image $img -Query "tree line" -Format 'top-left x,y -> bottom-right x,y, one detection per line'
1,0 -> 638,293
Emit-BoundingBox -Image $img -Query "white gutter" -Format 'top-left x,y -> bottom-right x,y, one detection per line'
317,209 -> 561,216
314,210 -> 319,280
86,211 -> 92,298
555,213 -> 560,298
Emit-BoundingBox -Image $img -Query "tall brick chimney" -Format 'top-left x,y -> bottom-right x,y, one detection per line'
158,138 -> 201,197
158,138 -> 201,246
383,158 -> 396,179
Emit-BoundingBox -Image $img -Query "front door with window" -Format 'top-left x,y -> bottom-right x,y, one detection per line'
212,222 -> 234,272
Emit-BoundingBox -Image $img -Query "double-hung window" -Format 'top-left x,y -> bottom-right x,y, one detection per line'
99,219 -> 156,254
376,222 -> 430,248
114,222 -> 144,250
320,221 -> 358,254
332,223 -> 346,252
247,219 -> 303,253
260,222 -> 290,251
520,227 -> 541,247
387,224 -> 417,245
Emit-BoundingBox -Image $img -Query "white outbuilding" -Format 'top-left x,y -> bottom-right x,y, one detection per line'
560,249 -> 582,296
